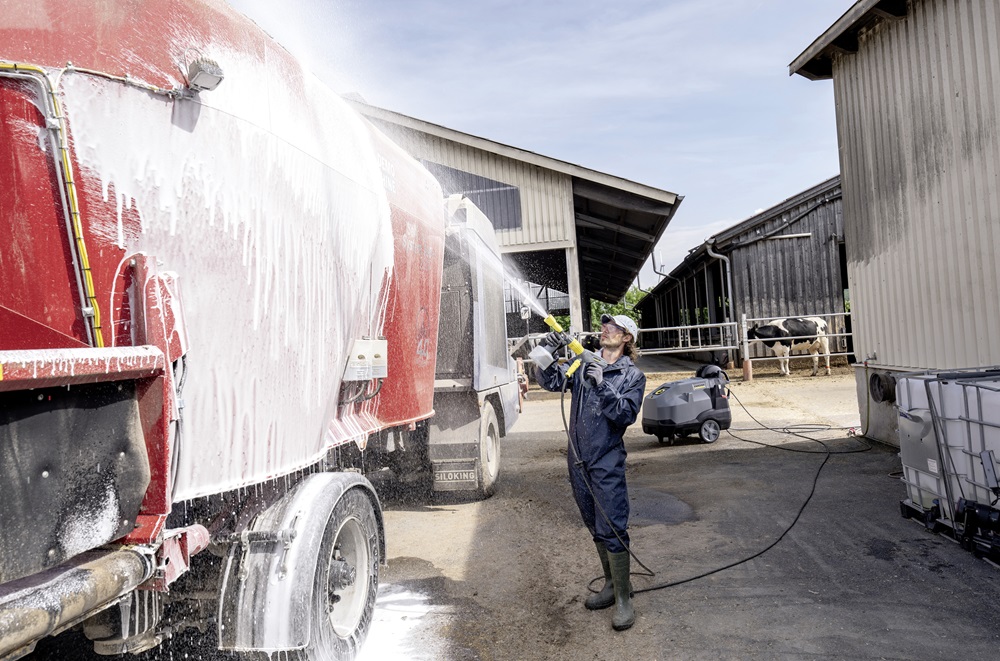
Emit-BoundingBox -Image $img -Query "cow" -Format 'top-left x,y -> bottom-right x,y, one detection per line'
746,317 -> 831,377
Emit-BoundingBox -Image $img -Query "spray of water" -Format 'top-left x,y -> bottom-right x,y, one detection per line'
505,273 -> 549,319
452,212 -> 552,321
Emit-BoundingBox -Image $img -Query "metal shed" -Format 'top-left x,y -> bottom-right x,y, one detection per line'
636,176 -> 846,362
344,99 -> 682,335
792,0 -> 1000,446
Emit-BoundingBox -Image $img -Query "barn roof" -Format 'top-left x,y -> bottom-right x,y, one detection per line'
347,99 -> 682,303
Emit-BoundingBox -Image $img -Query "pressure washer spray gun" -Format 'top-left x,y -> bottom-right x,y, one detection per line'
528,315 -> 607,386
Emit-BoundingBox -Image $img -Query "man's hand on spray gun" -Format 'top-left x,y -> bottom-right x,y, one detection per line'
542,331 -> 566,351
530,315 -> 606,387
585,362 -> 603,387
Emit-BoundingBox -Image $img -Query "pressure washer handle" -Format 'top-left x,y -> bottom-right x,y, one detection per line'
542,315 -> 565,333
566,358 -> 583,378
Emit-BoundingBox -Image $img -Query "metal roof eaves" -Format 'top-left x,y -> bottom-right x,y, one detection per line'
789,0 -> 888,79
636,176 -> 840,302
347,99 -> 679,206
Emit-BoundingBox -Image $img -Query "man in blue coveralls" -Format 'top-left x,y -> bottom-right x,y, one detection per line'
535,313 -> 646,631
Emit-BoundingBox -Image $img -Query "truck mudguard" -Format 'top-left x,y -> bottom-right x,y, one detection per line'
217,472 -> 385,652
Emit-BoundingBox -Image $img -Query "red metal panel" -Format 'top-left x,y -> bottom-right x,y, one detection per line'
0,1 -> 244,91
374,206 -> 445,423
367,130 -> 447,427
135,374 -> 172,521
141,524 -> 210,590
0,306 -> 88,350
0,1 -> 270,351
128,254 -> 186,517
0,81 -> 86,346
122,514 -> 167,546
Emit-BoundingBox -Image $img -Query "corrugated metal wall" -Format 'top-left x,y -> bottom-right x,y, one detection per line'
834,0 -> 1000,370
370,124 -> 576,249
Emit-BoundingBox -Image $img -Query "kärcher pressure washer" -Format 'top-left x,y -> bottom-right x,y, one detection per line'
641,364 -> 732,444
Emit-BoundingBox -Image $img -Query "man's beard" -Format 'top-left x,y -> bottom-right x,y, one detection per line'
600,335 -> 625,351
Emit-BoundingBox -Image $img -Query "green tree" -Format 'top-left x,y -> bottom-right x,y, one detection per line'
590,286 -> 644,329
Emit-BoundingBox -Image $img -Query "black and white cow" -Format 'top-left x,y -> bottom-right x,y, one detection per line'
746,317 -> 831,376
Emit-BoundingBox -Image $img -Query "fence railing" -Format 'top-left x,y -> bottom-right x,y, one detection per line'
633,322 -> 739,356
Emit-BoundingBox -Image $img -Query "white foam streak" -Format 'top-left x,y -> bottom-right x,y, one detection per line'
62,45 -> 395,500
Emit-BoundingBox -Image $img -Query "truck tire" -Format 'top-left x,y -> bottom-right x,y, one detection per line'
290,487 -> 380,661
477,401 -> 500,499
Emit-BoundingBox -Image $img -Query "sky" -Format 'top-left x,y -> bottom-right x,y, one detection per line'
226,0 -> 855,292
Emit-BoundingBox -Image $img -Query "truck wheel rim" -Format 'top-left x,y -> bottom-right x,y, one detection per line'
327,516 -> 370,637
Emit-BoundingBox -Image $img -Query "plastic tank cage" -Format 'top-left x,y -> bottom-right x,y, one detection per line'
897,370 -> 1000,561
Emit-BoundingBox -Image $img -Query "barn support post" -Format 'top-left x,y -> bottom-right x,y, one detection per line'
741,313 -> 753,382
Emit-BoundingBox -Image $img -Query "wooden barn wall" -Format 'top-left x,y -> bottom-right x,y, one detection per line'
729,194 -> 845,322
834,0 -> 1000,370
638,186 -> 845,355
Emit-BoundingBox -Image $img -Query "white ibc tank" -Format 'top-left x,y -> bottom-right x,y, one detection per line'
896,372 -> 1000,523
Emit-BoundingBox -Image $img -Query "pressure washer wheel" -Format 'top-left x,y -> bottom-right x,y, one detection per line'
698,419 -> 721,443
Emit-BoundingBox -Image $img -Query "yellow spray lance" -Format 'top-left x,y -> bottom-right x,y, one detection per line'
528,315 -> 607,385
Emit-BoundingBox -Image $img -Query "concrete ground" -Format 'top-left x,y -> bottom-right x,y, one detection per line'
26,356 -> 1000,660
364,361 -> 1000,660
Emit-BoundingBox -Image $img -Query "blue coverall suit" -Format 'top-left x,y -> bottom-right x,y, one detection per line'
536,354 -> 646,553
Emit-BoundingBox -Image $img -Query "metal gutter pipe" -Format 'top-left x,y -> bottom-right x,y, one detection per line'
704,240 -> 735,325
705,240 -> 737,367
652,253 -> 688,324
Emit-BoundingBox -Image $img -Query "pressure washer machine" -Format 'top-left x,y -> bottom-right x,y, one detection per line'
641,364 -> 732,444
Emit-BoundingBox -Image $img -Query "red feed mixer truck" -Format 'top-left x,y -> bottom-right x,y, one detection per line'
0,1 -> 519,658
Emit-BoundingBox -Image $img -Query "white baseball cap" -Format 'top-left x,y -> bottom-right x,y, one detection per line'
600,313 -> 638,339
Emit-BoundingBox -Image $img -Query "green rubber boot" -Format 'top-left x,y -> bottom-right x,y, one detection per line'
585,541 -> 614,610
608,550 -> 635,631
